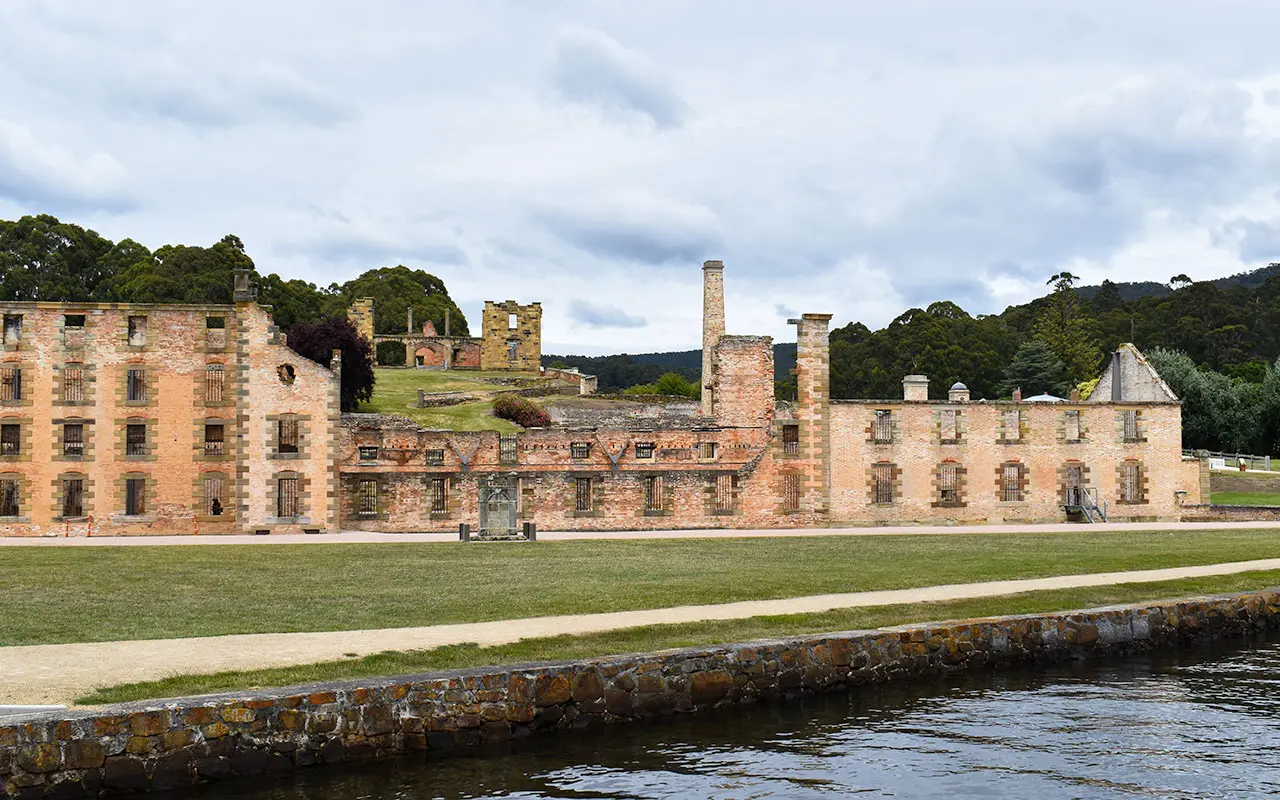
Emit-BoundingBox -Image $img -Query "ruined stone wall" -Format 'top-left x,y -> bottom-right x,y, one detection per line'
711,336 -> 774,429
4,590 -> 1278,798
347,298 -> 375,345
700,260 -> 725,417
480,302 -> 541,371
1089,344 -> 1178,403
828,400 -> 1192,524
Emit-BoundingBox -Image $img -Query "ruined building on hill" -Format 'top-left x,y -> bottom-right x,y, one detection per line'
0,263 -> 1207,537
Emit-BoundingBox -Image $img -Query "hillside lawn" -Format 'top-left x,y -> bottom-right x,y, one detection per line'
357,367 -> 541,432
1211,491 -> 1280,506
8,529 -> 1280,648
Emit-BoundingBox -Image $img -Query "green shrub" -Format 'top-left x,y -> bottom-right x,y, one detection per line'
622,372 -> 700,399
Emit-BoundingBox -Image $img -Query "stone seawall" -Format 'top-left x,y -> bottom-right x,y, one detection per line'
1181,504 -> 1280,522
4,590 -> 1280,798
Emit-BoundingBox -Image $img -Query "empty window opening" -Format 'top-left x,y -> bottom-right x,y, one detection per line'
508,313 -> 518,330
126,369 -> 145,403
277,418 -> 299,454
0,478 -> 17,517
204,424 -> 225,456
63,423 -> 83,458
430,477 -> 447,513
507,340 -> 518,362
1121,462 -> 1142,503
783,473 -> 801,511
1122,410 -> 1139,441
715,473 -> 735,512
277,477 -> 299,517
782,424 -> 799,455
0,367 -> 22,401
64,314 -> 85,328
645,476 -> 663,511
62,478 -> 84,518
63,364 -> 84,402
939,463 -> 960,505
570,442 -> 591,459
635,442 -> 655,459
700,442 -> 718,460
425,448 -> 444,466
277,364 -> 295,385
125,478 -> 146,516
940,409 -> 958,441
1001,463 -> 1024,502
1065,464 -> 1084,506
1002,409 -> 1020,441
1065,410 -> 1081,441
499,435 -> 518,464
358,479 -> 378,516
126,423 -> 147,457
0,423 -> 18,456
127,316 -> 147,346
205,365 -> 225,403
2,314 -> 21,344
205,477 -> 224,516
873,410 -> 893,443
206,316 -> 225,329
358,445 -> 379,462
873,463 -> 895,504
575,477 -> 592,512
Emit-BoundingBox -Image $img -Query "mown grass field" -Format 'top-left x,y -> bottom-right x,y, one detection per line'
1211,491 -> 1280,506
80,568 -> 1280,704
6,529 -> 1280,647
356,367 -> 539,432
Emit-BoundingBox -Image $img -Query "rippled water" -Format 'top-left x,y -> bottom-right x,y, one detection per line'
192,640 -> 1280,799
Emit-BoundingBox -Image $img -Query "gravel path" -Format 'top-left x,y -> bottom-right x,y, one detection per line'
5,557 -> 1280,707
2,520 -> 1280,546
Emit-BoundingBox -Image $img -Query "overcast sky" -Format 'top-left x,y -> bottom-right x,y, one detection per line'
3,2 -> 1280,354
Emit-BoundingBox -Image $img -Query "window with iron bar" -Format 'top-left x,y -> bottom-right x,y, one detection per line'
575,477 -> 592,512
204,424 -> 225,456
644,476 -> 663,511
358,479 -> 378,515
938,463 -> 959,505
277,418 -> 299,454
63,365 -> 84,402
425,448 -> 444,466
126,369 -> 145,402
358,446 -> 379,462
430,477 -> 447,513
1001,463 -> 1023,502
63,423 -> 83,458
783,473 -> 801,511
635,442 -> 655,459
0,368 -> 21,401
1122,410 -> 1139,441
499,435 -> 518,464
1121,462 -> 1141,502
277,477 -> 299,517
570,442 -> 591,459
205,365 -> 225,403
873,463 -> 895,504
782,424 -> 799,455
126,423 -> 147,457
873,410 -> 893,443
0,424 -> 18,456
714,473 -> 734,512
699,442 -> 717,459
0,478 -> 17,517
204,477 -> 224,515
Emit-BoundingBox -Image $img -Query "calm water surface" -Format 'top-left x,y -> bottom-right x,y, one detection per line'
190,640 -> 1280,799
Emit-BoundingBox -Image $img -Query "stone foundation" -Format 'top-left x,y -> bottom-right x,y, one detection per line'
4,589 -> 1280,797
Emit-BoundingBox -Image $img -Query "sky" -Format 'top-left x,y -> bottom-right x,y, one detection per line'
2,1 -> 1280,354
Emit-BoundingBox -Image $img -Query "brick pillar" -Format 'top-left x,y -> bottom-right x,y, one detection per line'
791,313 -> 833,517
348,298 -> 375,345
701,260 -> 725,417
407,307 -> 414,335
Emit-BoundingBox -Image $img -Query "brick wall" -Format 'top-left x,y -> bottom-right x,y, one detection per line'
710,335 -> 774,429
480,301 -> 541,371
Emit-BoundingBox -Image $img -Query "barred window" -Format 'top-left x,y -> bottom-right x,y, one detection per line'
2,314 -> 21,344
125,478 -> 146,516
126,369 -> 145,402
699,442 -> 718,460
507,340 -> 518,361
358,479 -> 378,515
940,409 -> 958,441
0,367 -> 22,401
277,418 -> 299,454
783,473 -> 801,511
938,463 -> 959,505
205,365 -> 225,403
126,423 -> 147,456
570,442 -> 591,459
0,424 -> 18,456
127,315 -> 147,346
63,423 -> 83,458
425,448 -> 444,466
644,476 -> 663,511
1122,410 -> 1139,441
204,424 -> 225,456
63,364 -> 84,402
635,442 -> 655,459
204,476 -> 224,516
575,477 -> 592,512
430,477 -> 447,512
277,477 -> 299,517
358,446 -> 379,462
1065,410 -> 1081,441
873,410 -> 893,443
873,463 -> 895,504
1001,462 -> 1023,502
62,478 -> 84,518
499,435 -> 518,465
782,424 -> 799,455
0,478 -> 17,516
714,473 -> 734,512
1002,410 -> 1020,441
1121,462 -> 1142,502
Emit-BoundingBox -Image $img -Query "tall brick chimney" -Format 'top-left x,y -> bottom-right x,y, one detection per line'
701,260 -> 725,417
790,313 -> 833,516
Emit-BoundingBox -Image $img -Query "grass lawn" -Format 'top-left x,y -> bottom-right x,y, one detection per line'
79,568 -> 1280,704
1211,492 -> 1280,507
8,529 -> 1280,647
357,367 -> 543,432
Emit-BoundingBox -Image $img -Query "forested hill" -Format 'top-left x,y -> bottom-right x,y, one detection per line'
544,345 -> 796,393
0,214 -> 468,337
1074,262 -> 1280,303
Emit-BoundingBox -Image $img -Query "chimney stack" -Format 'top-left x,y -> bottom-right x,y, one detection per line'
948,382 -> 970,403
1012,387 -> 1022,403
701,260 -> 725,417
903,375 -> 929,402
407,307 -> 414,335
1069,387 -> 1080,403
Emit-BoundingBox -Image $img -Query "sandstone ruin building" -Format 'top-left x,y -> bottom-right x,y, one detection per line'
350,297 -> 541,370
0,262 -> 1205,537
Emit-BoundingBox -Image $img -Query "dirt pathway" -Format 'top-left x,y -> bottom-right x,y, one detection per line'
5,557 -> 1280,707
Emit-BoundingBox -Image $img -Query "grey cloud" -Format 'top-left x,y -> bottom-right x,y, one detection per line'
550,26 -> 690,129
531,196 -> 720,265
775,303 -> 798,317
117,66 -> 356,129
0,122 -> 136,212
275,231 -> 467,267
567,299 -> 647,328
1224,219 -> 1280,264
895,277 -> 994,311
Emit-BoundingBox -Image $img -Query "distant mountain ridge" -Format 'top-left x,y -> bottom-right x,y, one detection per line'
1075,262 -> 1280,302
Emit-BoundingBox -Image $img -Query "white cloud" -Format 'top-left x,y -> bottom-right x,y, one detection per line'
0,121 -> 134,211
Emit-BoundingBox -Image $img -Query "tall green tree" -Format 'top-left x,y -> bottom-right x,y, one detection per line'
1000,340 -> 1070,397
1033,272 -> 1101,384
0,215 -> 114,300
338,266 -> 469,337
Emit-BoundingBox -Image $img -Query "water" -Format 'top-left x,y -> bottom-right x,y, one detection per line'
190,640 -> 1280,799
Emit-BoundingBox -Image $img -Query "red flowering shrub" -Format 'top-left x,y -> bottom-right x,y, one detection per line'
492,393 -> 551,427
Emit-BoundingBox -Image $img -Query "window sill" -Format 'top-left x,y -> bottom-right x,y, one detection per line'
643,509 -> 670,517
572,510 -> 599,518
710,509 -> 736,516
1122,438 -> 1147,444
270,452 -> 303,460
429,511 -> 453,519
113,514 -> 157,523
871,502 -> 896,507
0,516 -> 30,523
